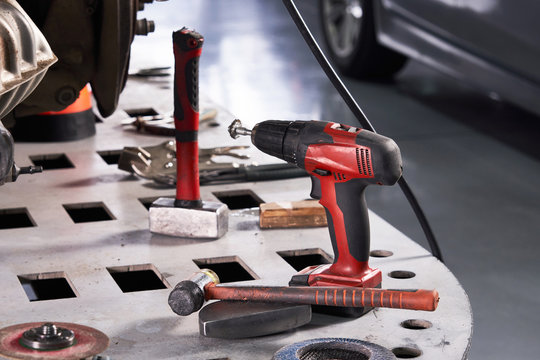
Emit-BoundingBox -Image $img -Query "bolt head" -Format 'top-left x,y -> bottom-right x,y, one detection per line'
55,86 -> 77,106
20,322 -> 75,350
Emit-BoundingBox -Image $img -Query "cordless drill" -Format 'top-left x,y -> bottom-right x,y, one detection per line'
229,119 -> 402,292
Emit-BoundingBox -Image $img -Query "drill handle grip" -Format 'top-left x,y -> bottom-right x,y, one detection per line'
319,177 -> 370,276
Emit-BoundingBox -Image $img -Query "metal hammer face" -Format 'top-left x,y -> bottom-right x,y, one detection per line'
149,197 -> 228,239
168,269 -> 219,316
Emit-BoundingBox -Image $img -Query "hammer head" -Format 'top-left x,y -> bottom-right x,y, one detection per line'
149,197 -> 228,239
169,269 -> 219,316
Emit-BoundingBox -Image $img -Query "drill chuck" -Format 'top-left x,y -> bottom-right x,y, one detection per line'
250,120 -> 293,162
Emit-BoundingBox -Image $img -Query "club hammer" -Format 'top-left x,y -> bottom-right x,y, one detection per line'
149,28 -> 228,239
168,270 -> 439,316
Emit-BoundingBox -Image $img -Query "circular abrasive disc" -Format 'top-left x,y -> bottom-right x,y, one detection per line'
272,337 -> 396,360
0,322 -> 109,360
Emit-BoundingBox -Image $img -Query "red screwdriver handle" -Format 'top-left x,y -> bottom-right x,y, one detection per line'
206,285 -> 439,312
172,28 -> 204,208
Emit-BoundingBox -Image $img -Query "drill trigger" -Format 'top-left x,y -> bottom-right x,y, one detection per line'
309,175 -> 322,199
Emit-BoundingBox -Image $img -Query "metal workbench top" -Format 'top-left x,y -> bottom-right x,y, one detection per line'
0,76 -> 471,359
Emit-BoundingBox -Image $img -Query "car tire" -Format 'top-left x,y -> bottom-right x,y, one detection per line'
319,0 -> 407,80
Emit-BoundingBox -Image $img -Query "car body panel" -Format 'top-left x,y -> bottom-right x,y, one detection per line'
374,0 -> 540,115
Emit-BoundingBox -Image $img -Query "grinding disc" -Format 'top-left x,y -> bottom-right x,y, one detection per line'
272,338 -> 396,360
0,322 -> 109,360
199,301 -> 311,339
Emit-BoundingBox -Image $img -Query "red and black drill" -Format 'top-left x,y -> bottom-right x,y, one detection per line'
229,119 -> 402,314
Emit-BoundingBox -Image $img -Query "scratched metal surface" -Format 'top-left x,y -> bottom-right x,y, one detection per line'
0,79 -> 471,359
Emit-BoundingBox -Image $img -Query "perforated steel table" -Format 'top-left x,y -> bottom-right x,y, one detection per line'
0,77 -> 472,360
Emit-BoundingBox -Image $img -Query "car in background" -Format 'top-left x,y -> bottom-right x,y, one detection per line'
319,0 -> 540,116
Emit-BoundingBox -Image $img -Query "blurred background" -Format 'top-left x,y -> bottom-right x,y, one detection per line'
129,1 -> 539,358
2,0 -> 539,358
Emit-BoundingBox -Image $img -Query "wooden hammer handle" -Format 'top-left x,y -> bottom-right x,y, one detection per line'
206,285 -> 439,312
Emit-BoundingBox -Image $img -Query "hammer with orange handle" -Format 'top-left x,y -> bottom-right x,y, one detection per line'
168,270 -> 439,316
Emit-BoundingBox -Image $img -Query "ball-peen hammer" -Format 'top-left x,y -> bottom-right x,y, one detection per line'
169,270 -> 439,316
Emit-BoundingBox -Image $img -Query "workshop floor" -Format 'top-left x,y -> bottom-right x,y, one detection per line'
131,1 -> 539,359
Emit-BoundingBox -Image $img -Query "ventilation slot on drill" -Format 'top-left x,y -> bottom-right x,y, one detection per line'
366,150 -> 372,176
356,148 -> 373,177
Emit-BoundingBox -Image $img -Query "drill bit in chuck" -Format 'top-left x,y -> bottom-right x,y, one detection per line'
228,119 -> 252,139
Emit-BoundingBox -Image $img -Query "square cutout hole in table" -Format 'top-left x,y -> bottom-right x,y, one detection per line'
107,264 -> 169,293
0,208 -> 35,230
212,190 -> 264,210
18,272 -> 78,302
277,248 -> 333,272
124,107 -> 159,117
193,256 -> 258,283
29,153 -> 74,170
97,150 -> 122,165
63,202 -> 115,223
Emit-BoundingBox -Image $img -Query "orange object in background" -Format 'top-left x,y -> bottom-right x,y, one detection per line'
11,85 -> 96,142
40,85 -> 93,116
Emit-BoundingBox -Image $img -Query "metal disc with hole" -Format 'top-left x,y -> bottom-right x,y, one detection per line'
272,337 -> 396,360
0,322 -> 109,360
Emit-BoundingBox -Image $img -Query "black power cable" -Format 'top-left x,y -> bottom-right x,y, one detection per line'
282,0 -> 443,262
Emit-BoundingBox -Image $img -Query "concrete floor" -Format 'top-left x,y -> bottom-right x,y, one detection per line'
130,1 -> 540,359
